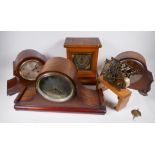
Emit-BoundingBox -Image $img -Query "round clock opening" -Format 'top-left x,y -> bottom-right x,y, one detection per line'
36,72 -> 75,102
19,59 -> 43,81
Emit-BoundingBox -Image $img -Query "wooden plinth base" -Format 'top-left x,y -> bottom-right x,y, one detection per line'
79,77 -> 97,85
14,86 -> 106,114
98,75 -> 132,111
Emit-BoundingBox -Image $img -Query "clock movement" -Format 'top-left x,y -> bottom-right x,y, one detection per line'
101,57 -> 132,89
64,37 -> 102,84
98,51 -> 153,111
8,55 -> 106,114
7,49 -> 47,96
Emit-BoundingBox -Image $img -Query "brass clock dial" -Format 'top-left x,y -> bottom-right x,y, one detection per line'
19,60 -> 43,81
72,54 -> 92,70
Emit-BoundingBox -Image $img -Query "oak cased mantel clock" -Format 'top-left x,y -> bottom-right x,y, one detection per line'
64,37 -> 102,84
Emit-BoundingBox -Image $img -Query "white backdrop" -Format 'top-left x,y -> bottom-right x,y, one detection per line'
0,31 -> 155,122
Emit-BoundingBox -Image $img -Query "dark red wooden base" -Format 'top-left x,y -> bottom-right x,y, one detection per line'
15,105 -> 106,114
14,87 -> 106,115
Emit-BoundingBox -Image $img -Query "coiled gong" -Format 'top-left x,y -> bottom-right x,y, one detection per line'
36,57 -> 77,102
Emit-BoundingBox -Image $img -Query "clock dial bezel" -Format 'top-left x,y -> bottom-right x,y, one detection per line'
36,72 -> 76,102
19,59 -> 43,81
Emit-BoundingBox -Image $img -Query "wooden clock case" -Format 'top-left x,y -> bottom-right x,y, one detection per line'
64,38 -> 102,85
8,53 -> 106,114
97,51 -> 153,111
115,51 -> 153,96
7,49 -> 47,98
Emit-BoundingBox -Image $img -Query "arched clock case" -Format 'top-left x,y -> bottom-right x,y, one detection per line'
7,49 -> 47,97
115,51 -> 153,96
8,52 -> 106,114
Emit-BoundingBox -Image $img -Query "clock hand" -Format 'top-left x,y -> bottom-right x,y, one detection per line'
32,64 -> 38,71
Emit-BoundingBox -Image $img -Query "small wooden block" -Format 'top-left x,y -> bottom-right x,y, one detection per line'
98,75 -> 132,111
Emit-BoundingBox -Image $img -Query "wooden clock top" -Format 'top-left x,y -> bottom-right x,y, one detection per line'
64,37 -> 102,48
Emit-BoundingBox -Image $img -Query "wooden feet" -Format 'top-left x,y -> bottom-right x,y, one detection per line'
98,75 -> 132,111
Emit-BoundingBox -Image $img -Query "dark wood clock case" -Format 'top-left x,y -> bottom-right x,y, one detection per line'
7,53 -> 106,114
7,49 -> 47,96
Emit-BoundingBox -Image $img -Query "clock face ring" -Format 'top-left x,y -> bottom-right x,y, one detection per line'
36,72 -> 75,102
19,59 -> 43,81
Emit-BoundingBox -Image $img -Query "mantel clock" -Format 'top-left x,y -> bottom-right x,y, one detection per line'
7,52 -> 106,114
64,37 -> 102,84
7,49 -> 47,96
